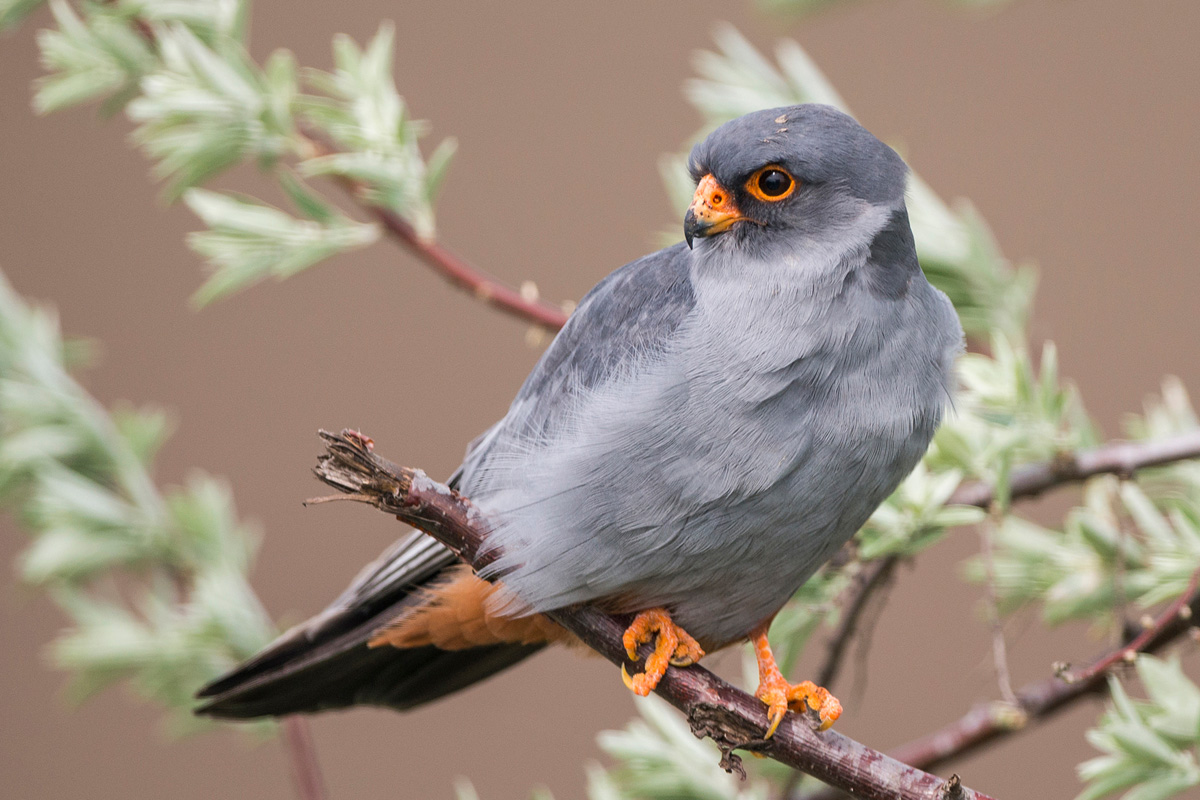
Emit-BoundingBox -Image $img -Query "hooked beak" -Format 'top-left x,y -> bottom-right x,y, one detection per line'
684,174 -> 746,248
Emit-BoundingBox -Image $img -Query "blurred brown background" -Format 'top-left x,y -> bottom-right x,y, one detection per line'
2,1 -> 1198,797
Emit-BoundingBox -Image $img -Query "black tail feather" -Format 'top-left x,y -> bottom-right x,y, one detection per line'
194,532 -> 542,719
196,639 -> 542,719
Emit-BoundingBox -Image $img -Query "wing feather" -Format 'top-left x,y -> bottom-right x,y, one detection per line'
197,242 -> 695,716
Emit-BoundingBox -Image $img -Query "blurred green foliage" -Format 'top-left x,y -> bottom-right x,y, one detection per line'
0,273 -> 274,735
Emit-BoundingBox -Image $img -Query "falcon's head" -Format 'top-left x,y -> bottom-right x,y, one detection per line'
684,104 -> 908,256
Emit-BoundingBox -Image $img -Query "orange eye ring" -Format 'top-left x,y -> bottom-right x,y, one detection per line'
744,165 -> 796,202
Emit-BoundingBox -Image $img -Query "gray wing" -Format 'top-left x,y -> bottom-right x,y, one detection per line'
275,240 -> 693,630
195,242 -> 695,716
457,242 -> 695,488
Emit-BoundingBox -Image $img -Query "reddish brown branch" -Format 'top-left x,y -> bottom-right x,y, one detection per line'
366,204 -> 571,330
118,9 -> 570,331
1060,566 -> 1200,687
977,513 -> 1018,706
282,717 -> 327,800
310,429 -> 996,800
296,126 -> 571,331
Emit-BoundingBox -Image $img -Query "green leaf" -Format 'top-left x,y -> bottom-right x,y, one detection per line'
127,24 -> 293,199
1078,661 -> 1200,800
1076,762 -> 1159,800
34,1 -> 155,114
423,136 -> 458,203
183,188 -> 379,305
754,0 -> 843,16
111,404 -> 173,468
299,23 -> 446,237
0,425 -> 85,474
19,525 -> 144,583
1123,774 -> 1200,800
131,0 -> 251,43
32,466 -> 142,529
1121,483 -> 1177,548
277,171 -> 336,223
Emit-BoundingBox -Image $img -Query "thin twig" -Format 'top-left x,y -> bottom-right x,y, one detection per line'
365,203 -> 571,330
816,557 -> 897,690
118,7 -> 571,334
948,430 -> 1200,508
978,508 -> 1018,706
282,717 -> 327,800
295,125 -> 572,331
1058,566 -> 1200,687
814,430 -> 1200,696
310,430 -> 997,800
1112,479 -> 1133,647
798,566 -> 1200,800
847,581 -> 889,701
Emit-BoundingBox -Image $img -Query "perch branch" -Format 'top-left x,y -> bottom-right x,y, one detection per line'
309,429 -> 996,800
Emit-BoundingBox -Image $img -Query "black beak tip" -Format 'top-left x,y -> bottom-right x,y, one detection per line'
683,208 -> 696,249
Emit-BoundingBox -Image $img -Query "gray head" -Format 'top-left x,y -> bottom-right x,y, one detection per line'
684,104 -> 908,259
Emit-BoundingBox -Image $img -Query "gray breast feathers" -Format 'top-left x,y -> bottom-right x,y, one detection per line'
457,219 -> 960,645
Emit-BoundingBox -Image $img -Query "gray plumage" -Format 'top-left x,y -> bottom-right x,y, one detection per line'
196,103 -> 962,717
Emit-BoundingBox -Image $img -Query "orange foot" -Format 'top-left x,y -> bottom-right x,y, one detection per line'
620,608 -> 705,696
752,622 -> 842,738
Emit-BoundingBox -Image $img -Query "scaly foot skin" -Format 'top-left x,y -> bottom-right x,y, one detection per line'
752,624 -> 842,738
620,608 -> 705,696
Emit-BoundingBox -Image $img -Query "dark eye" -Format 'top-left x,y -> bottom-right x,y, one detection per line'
745,166 -> 796,202
758,170 -> 790,196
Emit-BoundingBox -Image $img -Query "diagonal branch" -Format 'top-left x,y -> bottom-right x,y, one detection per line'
309,429 -> 997,800
886,565 -> 1200,772
296,126 -> 572,331
125,5 -> 571,333
363,202 -> 571,331
947,429 -> 1200,509
816,556 -> 897,690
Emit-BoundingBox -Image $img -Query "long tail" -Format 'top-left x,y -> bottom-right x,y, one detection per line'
195,531 -> 542,719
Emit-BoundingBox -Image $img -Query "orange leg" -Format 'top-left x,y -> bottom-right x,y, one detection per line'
619,608 -> 705,696
752,622 -> 842,738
